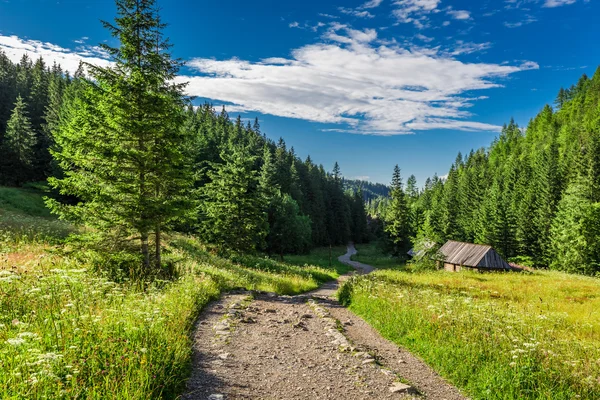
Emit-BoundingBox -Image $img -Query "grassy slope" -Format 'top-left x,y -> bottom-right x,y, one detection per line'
351,241 -> 405,270
0,186 -> 347,399
340,248 -> 600,400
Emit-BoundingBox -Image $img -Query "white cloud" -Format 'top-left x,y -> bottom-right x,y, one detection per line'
361,0 -> 384,8
447,9 -> 471,20
543,0 -> 577,7
0,30 -> 539,136
353,176 -> 371,180
393,0 -> 441,28
289,21 -> 300,28
449,41 -> 492,55
339,7 -> 375,18
504,15 -> 537,27
415,34 -> 434,42
0,35 -> 111,74
181,27 -> 536,135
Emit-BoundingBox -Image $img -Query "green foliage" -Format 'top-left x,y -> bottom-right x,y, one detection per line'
550,180 -> 600,275
200,146 -> 267,253
265,193 -> 312,257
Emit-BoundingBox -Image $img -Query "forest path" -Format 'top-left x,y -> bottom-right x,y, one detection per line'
183,245 -> 466,400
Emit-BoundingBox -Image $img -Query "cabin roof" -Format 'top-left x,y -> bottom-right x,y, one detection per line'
438,240 -> 508,269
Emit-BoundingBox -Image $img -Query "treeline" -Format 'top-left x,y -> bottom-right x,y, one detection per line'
0,0 -> 368,272
344,179 -> 390,202
374,69 -> 600,276
0,53 -> 70,185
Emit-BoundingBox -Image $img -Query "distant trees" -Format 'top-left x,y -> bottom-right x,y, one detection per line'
398,67 -> 600,275
0,95 -> 37,185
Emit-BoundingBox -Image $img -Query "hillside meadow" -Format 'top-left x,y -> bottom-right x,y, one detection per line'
0,186 -> 350,399
339,255 -> 600,400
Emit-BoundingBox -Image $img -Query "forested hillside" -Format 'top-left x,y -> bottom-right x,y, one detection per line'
343,179 -> 390,201
0,47 -> 368,268
387,69 -> 600,275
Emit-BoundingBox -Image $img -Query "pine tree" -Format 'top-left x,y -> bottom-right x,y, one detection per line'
200,146 -> 267,252
48,0 -> 192,272
384,165 -> 411,256
0,95 -> 37,185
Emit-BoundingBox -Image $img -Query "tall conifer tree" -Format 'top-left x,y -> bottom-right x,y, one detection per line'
48,0 -> 191,271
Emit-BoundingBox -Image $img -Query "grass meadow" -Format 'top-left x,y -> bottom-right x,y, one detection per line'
350,241 -> 404,269
0,185 -> 347,399
339,268 -> 600,399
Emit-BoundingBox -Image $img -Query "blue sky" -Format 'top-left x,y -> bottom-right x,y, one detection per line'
0,0 -> 598,184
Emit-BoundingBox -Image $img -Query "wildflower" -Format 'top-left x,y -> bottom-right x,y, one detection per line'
7,338 -> 26,346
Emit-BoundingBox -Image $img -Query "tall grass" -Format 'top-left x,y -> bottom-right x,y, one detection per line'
340,270 -> 600,399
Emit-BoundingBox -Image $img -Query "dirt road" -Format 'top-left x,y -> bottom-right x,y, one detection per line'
184,244 -> 466,400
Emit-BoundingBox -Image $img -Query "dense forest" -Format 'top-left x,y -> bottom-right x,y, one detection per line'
374,69 -> 600,276
344,179 -> 390,202
0,5 -> 368,273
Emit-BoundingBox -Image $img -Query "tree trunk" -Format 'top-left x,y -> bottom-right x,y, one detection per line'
141,231 -> 150,271
155,224 -> 161,270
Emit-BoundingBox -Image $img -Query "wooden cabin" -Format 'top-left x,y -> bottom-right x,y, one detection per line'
437,240 -> 511,272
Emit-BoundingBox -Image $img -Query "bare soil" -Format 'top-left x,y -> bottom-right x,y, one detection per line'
184,244 -> 466,400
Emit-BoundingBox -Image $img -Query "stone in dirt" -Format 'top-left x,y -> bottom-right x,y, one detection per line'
208,395 -> 224,400
389,383 -> 413,393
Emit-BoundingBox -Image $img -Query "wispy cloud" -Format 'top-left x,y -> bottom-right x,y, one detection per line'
543,0 -> 577,7
339,7 -> 375,18
446,9 -> 471,20
393,0 -> 441,28
504,14 -> 538,27
361,0 -> 384,8
449,41 -> 492,55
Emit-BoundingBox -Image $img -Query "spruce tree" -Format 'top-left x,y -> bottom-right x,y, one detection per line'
48,0 -> 192,272
384,165 -> 411,256
0,95 -> 37,185
200,146 -> 267,253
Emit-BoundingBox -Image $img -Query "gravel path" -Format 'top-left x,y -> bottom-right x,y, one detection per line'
184,245 -> 466,400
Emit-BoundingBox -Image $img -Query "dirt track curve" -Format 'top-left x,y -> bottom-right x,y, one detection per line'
183,244 -> 466,400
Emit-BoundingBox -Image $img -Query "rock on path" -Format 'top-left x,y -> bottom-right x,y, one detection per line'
183,245 -> 466,400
